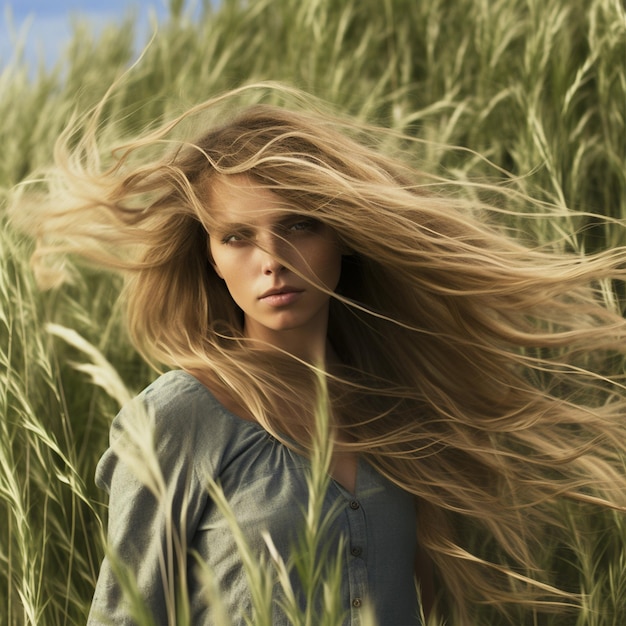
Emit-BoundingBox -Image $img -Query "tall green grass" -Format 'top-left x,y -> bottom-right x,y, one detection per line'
1,0 -> 625,623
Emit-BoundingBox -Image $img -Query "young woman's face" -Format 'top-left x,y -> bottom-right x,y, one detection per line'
208,175 -> 343,353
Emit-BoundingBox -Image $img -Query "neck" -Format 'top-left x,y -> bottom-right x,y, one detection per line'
242,312 -> 332,365
244,327 -> 329,364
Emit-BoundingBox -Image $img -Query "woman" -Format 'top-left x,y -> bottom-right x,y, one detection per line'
22,84 -> 626,624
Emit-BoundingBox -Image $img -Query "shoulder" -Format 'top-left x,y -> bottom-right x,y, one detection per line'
124,369 -> 241,448
123,369 -> 232,435
140,369 -> 217,415
102,370 -> 235,486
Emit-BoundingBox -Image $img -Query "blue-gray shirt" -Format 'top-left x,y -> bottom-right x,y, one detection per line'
88,370 -> 421,625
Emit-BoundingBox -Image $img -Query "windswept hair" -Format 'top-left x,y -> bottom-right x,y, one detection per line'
14,83 -> 626,623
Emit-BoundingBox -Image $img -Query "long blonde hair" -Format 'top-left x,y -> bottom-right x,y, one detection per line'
17,83 -> 626,622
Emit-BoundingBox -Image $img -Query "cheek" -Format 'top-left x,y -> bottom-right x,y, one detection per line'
209,251 -> 250,302
329,254 -> 343,290
212,258 -> 240,288
211,261 -> 245,309
310,245 -> 343,290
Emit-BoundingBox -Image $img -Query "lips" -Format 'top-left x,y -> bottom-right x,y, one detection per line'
259,286 -> 304,306
259,285 -> 301,298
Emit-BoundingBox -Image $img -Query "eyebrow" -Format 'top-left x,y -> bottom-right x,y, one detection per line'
212,214 -> 308,234
212,221 -> 251,233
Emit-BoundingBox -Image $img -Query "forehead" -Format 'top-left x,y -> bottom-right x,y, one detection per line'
209,174 -> 294,223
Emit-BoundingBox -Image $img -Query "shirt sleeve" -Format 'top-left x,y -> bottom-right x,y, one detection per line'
87,384 -> 211,625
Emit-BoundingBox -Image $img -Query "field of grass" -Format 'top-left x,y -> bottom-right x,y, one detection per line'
1,0 -> 625,623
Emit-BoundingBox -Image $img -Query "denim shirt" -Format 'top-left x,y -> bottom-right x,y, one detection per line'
88,370 -> 421,625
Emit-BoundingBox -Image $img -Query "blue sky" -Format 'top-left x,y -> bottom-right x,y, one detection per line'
0,1 -> 173,70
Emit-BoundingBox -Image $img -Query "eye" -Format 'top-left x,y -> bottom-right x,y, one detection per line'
285,218 -> 318,234
221,231 -> 251,245
290,220 -> 312,231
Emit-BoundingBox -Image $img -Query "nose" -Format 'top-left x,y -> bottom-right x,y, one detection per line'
261,251 -> 284,275
258,234 -> 286,275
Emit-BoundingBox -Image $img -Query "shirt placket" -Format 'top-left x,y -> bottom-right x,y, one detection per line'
345,497 -> 368,624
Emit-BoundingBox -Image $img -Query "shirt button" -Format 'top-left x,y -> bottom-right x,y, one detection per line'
349,500 -> 360,510
351,546 -> 362,557
352,598 -> 362,608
